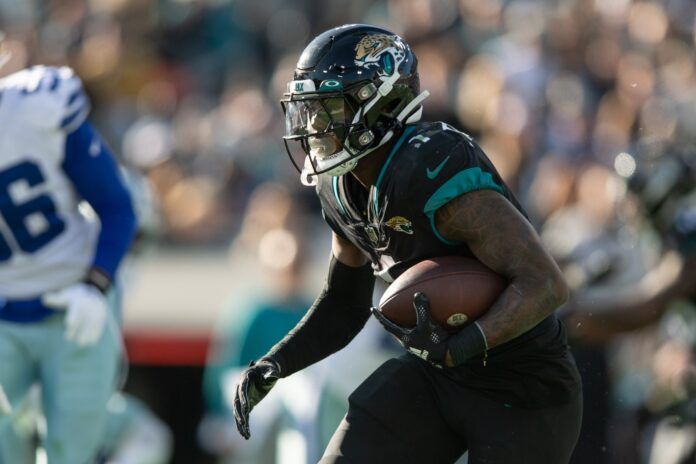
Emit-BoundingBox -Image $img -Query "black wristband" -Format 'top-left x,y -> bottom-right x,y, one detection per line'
84,267 -> 112,294
447,322 -> 488,366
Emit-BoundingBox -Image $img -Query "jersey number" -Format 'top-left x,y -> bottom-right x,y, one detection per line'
0,161 -> 65,261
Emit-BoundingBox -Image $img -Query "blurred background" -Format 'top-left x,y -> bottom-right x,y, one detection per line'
0,0 -> 694,462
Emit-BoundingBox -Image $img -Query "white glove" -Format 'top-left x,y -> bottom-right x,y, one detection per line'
0,384 -> 11,415
42,283 -> 109,347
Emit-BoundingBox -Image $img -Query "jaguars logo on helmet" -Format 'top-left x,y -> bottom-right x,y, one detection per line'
354,34 -> 406,77
280,24 -> 430,185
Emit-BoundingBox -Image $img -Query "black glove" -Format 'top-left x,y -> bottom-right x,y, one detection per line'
232,358 -> 281,439
372,292 -> 450,365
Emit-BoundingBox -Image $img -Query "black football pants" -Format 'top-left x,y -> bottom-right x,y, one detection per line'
319,353 -> 582,464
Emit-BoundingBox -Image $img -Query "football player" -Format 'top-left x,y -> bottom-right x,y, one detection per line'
0,58 -> 137,464
234,24 -> 582,463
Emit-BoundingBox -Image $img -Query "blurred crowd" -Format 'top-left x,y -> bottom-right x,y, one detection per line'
0,0 -> 694,462
0,0 -> 692,243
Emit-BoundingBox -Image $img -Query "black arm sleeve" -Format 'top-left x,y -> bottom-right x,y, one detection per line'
264,256 -> 375,377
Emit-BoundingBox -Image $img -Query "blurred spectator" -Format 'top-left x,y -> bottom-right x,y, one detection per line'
0,0 -> 690,243
548,149 -> 695,463
98,393 -> 174,464
198,184 -> 314,463
198,183 -> 398,463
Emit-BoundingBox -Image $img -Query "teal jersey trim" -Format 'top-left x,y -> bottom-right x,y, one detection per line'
332,176 -> 348,216
428,214 -> 458,245
372,125 -> 417,215
423,167 -> 505,245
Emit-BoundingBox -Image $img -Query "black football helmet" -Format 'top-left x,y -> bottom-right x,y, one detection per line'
281,24 -> 429,185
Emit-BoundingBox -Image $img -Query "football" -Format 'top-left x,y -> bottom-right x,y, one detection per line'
378,256 -> 507,333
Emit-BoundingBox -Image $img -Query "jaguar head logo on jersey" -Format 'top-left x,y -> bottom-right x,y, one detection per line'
385,216 -> 414,235
280,24 -> 430,186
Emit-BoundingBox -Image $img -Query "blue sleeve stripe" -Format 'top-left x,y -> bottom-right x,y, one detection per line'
60,102 -> 90,132
67,88 -> 84,106
65,94 -> 88,114
64,95 -> 88,115
48,74 -> 60,91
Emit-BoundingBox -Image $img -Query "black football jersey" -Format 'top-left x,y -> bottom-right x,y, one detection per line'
317,121 -> 525,282
316,121 -> 581,408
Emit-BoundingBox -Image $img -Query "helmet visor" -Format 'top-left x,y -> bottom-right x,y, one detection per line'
283,96 -> 349,138
280,84 -> 372,177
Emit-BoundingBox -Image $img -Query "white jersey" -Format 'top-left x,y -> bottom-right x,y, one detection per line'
0,66 -> 98,299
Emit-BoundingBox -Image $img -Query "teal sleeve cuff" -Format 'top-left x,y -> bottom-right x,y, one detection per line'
423,167 -> 504,245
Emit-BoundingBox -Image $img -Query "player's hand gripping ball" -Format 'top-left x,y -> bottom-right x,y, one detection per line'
372,292 -> 450,365
378,256 -> 506,332
232,358 -> 280,439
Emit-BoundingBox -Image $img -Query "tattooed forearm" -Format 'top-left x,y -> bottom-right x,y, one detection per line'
475,276 -> 564,348
435,190 -> 568,348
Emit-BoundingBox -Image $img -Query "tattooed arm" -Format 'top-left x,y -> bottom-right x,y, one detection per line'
435,190 -> 568,350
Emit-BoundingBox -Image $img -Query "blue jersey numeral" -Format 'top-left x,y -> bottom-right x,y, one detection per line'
0,161 -> 66,261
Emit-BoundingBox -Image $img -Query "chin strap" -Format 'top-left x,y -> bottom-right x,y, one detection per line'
397,90 -> 429,124
355,89 -> 431,155
362,89 -> 430,155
